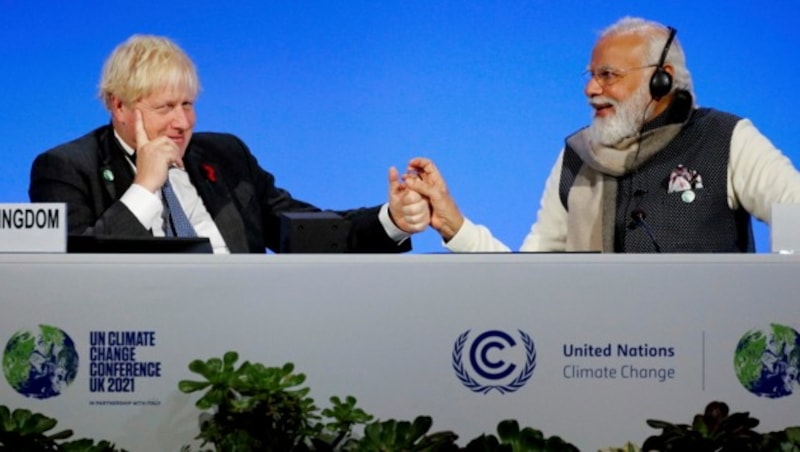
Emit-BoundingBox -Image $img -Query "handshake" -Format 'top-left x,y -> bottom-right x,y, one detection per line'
388,157 -> 464,242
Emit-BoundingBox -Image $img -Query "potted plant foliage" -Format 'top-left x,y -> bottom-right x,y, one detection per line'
0,405 -> 125,451
641,401 -> 800,451
177,351 -> 578,451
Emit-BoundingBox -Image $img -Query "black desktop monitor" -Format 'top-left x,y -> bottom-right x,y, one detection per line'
279,211 -> 350,253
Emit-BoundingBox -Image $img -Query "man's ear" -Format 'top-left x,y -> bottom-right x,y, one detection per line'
109,95 -> 127,123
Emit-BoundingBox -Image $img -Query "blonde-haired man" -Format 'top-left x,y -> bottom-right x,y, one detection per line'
30,35 -> 428,253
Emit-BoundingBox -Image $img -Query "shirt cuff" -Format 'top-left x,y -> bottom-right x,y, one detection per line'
379,203 -> 410,243
120,184 -> 163,230
444,217 -> 478,251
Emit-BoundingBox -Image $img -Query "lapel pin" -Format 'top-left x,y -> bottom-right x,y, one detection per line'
102,169 -> 114,182
668,164 -> 702,203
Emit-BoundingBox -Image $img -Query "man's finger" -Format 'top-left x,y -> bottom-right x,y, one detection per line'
134,109 -> 150,148
404,177 -> 434,198
408,157 -> 436,174
402,189 -> 423,203
388,166 -> 404,192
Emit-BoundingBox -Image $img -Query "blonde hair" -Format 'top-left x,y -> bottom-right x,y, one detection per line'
98,35 -> 200,110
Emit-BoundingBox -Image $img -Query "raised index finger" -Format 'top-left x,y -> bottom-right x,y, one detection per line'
134,109 -> 150,149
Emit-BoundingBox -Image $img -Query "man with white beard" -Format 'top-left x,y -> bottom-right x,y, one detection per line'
400,16 -> 800,252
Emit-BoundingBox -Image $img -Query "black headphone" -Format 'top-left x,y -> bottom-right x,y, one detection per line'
649,26 -> 677,100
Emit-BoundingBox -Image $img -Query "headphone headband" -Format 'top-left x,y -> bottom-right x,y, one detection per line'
650,26 -> 677,100
657,26 -> 677,69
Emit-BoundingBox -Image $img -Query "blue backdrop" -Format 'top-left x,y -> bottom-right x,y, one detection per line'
2,0 -> 797,253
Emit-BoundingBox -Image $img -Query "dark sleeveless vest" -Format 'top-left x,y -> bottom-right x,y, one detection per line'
559,99 -> 754,253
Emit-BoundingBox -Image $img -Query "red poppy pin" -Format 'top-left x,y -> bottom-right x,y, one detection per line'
201,163 -> 217,183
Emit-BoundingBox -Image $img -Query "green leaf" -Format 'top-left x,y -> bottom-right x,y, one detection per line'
645,419 -> 675,429
178,380 -> 211,393
222,351 -> 239,368
48,428 -> 75,440
0,405 -> 14,432
409,415 -> 433,442
465,434 -> 503,451
395,420 -> 412,446
18,411 -> 58,435
187,359 -> 209,375
195,397 -> 214,410
380,420 -> 397,446
12,407 -> 32,428
519,427 -> 545,447
497,419 -> 521,442
691,414 -> 709,437
204,357 -> 223,375
785,426 -> 800,444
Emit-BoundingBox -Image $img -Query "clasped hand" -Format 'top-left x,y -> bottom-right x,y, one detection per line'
389,157 -> 464,241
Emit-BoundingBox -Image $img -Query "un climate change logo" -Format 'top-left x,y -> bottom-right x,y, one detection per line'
3,325 -> 79,399
453,329 -> 536,394
734,323 -> 800,399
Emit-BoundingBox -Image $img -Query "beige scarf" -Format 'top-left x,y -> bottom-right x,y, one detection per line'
565,124 -> 684,252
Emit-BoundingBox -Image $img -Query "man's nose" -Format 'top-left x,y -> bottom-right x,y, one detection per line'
584,76 -> 603,97
170,106 -> 191,129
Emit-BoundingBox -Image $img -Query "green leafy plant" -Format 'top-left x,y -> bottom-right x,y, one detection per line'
598,442 -> 639,452
355,416 -> 459,451
641,401 -> 800,451
761,426 -> 800,452
311,396 -> 375,450
179,351 -> 379,451
180,353 -> 799,452
59,439 -> 128,452
464,420 -> 578,452
0,405 -> 125,451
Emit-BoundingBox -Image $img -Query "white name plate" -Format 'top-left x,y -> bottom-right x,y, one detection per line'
771,203 -> 800,253
0,203 -> 66,252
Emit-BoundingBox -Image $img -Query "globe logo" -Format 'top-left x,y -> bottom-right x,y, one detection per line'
733,323 -> 800,399
3,325 -> 79,399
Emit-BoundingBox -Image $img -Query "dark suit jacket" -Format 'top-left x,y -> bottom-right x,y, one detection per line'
29,125 -> 410,253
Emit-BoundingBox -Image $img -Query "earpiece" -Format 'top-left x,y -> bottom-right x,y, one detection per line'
649,26 -> 676,100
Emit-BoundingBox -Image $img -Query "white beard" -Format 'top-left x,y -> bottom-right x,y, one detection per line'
589,82 -> 653,147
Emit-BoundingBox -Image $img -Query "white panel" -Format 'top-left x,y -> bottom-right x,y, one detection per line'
0,254 -> 797,451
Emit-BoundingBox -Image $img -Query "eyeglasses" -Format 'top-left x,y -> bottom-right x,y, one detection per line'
583,64 -> 658,87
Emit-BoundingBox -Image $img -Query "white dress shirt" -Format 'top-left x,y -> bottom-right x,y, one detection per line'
112,132 -> 408,253
114,132 -> 230,254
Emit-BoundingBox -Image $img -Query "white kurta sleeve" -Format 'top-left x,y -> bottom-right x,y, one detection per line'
519,150 -> 568,251
729,119 -> 800,223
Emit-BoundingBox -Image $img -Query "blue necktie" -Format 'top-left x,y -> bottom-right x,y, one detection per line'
161,179 -> 197,237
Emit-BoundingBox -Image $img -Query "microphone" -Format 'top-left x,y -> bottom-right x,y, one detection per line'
630,209 -> 662,253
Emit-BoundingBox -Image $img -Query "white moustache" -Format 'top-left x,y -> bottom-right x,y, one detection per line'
589,96 -> 618,109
